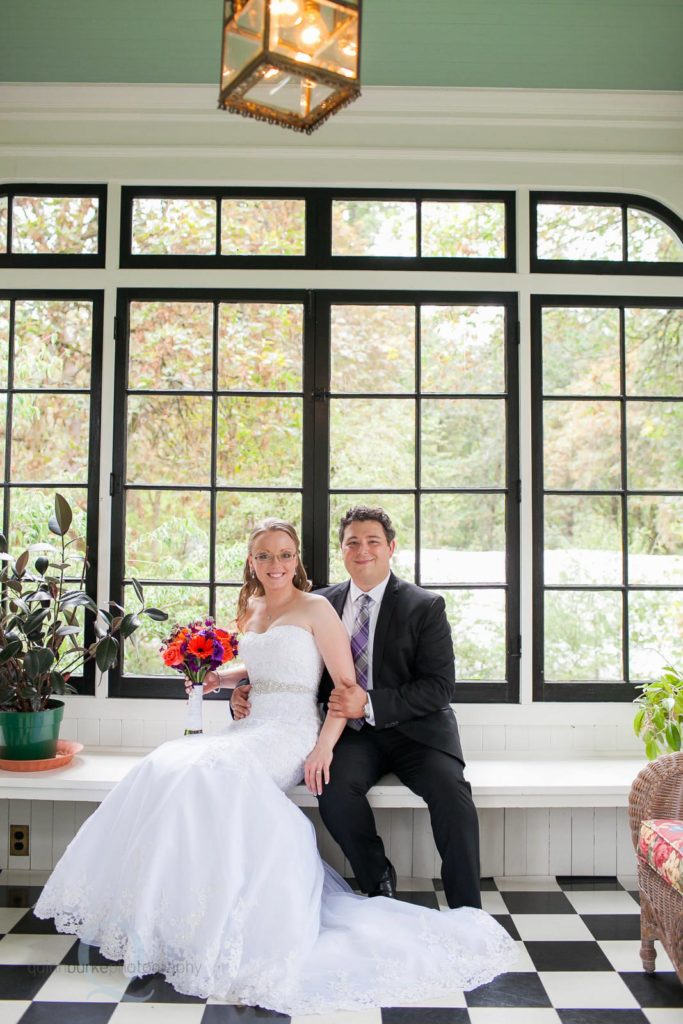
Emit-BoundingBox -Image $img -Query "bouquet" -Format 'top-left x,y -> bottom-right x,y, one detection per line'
160,618 -> 239,735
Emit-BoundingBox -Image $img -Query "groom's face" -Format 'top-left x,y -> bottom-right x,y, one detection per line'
340,520 -> 395,591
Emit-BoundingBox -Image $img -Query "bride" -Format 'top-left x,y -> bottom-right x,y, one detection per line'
35,518 -> 517,1014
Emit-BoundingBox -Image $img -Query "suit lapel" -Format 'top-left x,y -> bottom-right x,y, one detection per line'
372,572 -> 399,685
328,581 -> 350,619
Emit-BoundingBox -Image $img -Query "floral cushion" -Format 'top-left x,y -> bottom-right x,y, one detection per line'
638,819 -> 683,896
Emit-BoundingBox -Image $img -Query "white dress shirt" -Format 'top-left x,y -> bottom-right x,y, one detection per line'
341,573 -> 391,726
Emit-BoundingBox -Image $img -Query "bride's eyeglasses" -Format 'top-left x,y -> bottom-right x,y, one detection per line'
253,552 -> 296,563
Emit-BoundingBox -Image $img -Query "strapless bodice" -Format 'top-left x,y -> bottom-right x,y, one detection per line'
237,625 -> 324,725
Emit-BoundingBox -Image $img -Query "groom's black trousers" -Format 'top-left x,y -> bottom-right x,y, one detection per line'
317,725 -> 481,910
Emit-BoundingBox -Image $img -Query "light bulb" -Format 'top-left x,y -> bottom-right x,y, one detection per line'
295,3 -> 328,52
270,0 -> 303,28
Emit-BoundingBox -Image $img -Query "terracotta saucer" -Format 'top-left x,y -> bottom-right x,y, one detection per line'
0,740 -> 84,772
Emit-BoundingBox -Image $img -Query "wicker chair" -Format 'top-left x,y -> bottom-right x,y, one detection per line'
628,751 -> 683,982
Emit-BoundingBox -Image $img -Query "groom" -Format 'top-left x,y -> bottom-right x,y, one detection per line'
315,506 -> 481,910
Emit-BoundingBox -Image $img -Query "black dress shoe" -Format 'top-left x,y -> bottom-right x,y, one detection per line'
368,860 -> 397,898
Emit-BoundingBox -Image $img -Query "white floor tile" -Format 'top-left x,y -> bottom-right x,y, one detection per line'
511,913 -> 594,941
538,971 -> 640,1009
33,963 -> 131,1002
644,1011 -> 683,1024
396,876 -> 435,891
0,868 -> 51,884
481,890 -> 508,914
565,889 -> 641,915
468,1009 -> 561,1024
0,1001 -> 31,1024
391,991 -> 467,1008
617,874 -> 639,891
0,906 -> 31,932
0,932 -> 76,965
109,1005 -> 206,1024
494,877 -> 561,892
291,1011 -> 382,1024
506,940 -> 537,972
598,939 -> 675,973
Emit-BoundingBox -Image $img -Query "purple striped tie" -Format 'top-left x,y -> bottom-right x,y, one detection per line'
348,594 -> 372,730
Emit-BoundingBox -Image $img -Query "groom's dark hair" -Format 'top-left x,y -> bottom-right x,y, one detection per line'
338,506 -> 396,545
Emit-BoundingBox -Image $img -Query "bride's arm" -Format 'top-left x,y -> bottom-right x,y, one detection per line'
203,661 -> 248,693
303,598 -> 357,795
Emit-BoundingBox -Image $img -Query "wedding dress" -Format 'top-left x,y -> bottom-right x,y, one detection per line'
35,624 -> 517,1014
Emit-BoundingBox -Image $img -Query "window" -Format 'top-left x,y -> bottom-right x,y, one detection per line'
0,291 -> 103,693
110,289 -> 520,700
531,192 -> 683,275
532,297 -> 683,701
0,185 -> 107,266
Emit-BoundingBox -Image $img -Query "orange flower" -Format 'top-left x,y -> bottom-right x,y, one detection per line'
162,644 -> 185,667
186,634 -> 215,660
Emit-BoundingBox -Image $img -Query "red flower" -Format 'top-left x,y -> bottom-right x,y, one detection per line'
186,634 -> 215,661
162,644 -> 185,667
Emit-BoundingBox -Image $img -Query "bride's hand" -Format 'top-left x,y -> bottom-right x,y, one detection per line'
304,743 -> 333,796
203,670 -> 221,695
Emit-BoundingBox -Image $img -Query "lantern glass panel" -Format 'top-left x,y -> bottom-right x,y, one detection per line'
269,1 -> 359,79
222,0 -> 266,88
242,74 -> 335,117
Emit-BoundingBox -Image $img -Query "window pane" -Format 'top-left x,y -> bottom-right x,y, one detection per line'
421,202 -> 505,258
628,209 -> 683,263
216,490 -> 302,581
0,300 -> 9,388
328,491 -> 415,584
125,489 -> 210,582
629,590 -> 683,680
330,399 -> 414,489
332,200 -> 416,257
129,302 -> 213,390
126,395 -> 212,485
542,307 -> 620,396
215,586 -> 241,633
543,401 -> 621,489
11,394 -> 90,483
220,198 -> 305,256
14,299 -> 92,389
545,590 -> 623,681
625,307 -> 683,397
131,197 -> 216,256
8,487 -> 87,553
421,306 -> 505,394
11,195 -> 99,255
628,401 -> 683,490
218,303 -> 303,391
122,584 -> 210,676
438,589 -> 506,681
421,493 -> 505,584
0,196 -> 7,253
544,494 -> 622,585
628,496 -> 683,585
216,397 -> 302,486
537,203 -> 622,261
421,399 -> 505,488
330,305 -> 415,393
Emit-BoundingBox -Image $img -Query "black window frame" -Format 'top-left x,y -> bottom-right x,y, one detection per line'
531,293 -> 683,702
110,287 -> 520,702
120,186 -> 516,272
0,184 -> 108,268
0,288 -> 104,695
530,191 -> 683,276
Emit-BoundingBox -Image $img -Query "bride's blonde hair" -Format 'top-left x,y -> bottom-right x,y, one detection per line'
235,518 -> 311,631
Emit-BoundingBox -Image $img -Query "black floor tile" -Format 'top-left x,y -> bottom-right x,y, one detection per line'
122,972 -> 207,1003
201,1007 -> 290,1022
382,1009 -> 470,1023
17,1002 -> 117,1024
10,909 -> 62,934
61,940 -> 124,967
629,890 -> 641,905
465,971 -> 551,1008
620,970 -> 683,1007
582,915 -> 642,941
480,878 -> 498,891
502,891 -> 575,915
492,914 -> 521,940
557,1011 -> 649,1024
395,891 -> 440,909
432,877 -> 444,890
556,876 -> 624,891
0,883 -> 44,908
525,940 -> 613,972
0,963 -> 55,999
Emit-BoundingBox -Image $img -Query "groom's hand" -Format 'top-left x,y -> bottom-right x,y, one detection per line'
230,684 -> 252,719
328,678 -> 366,719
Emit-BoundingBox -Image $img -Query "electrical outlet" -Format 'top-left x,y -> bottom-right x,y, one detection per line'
10,823 -> 29,857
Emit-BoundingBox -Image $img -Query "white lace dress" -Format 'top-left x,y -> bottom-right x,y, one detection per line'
35,625 -> 517,1014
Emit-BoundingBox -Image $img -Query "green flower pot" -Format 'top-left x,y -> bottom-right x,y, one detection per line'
0,699 -> 65,760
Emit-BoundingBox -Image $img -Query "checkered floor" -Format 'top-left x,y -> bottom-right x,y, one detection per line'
0,870 -> 681,1024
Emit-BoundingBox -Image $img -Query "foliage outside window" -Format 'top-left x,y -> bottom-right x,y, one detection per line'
0,186 -> 106,265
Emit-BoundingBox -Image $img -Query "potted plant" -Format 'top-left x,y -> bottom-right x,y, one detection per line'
633,663 -> 683,760
0,493 -> 166,760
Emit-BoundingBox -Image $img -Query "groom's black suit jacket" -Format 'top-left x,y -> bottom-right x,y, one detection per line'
316,572 -> 465,765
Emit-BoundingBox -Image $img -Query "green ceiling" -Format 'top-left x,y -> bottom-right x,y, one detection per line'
2,0 -> 682,90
